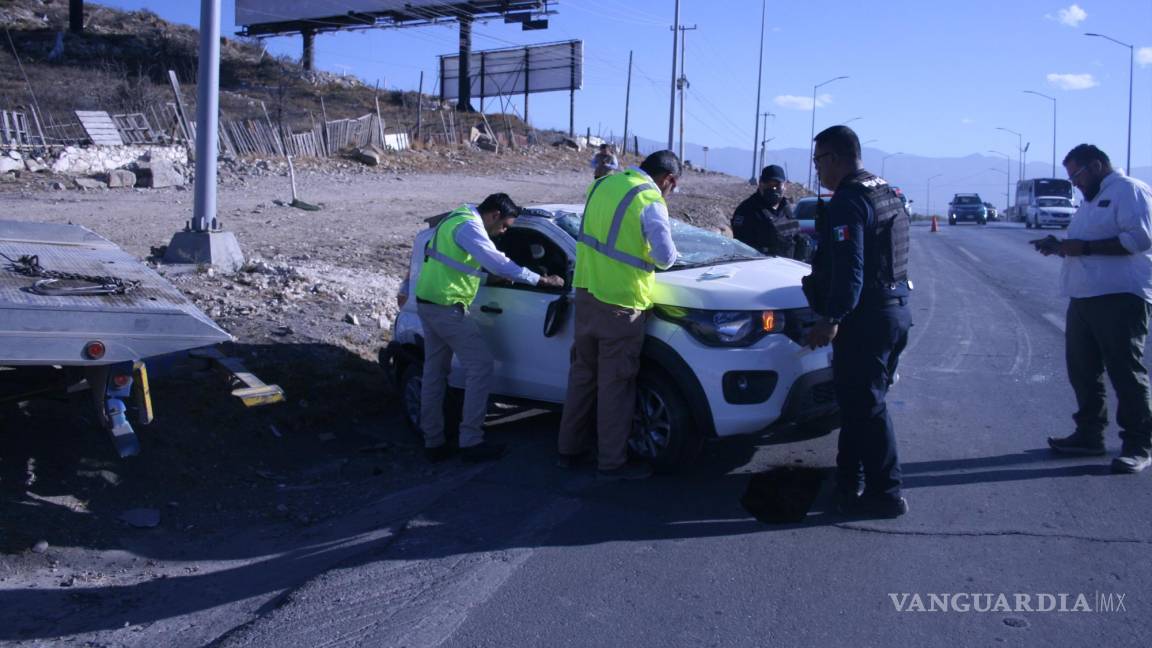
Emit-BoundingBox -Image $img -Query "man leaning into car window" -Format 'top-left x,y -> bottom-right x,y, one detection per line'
806,126 -> 912,519
556,150 -> 680,480
406,193 -> 564,464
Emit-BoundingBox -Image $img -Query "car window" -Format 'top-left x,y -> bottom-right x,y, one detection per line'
493,226 -> 571,287
954,196 -> 981,205
555,212 -> 763,270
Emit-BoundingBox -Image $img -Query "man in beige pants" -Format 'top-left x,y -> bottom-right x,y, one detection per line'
406,193 -> 563,463
557,151 -> 681,479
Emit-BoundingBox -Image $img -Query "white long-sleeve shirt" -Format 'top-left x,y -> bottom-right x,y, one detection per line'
629,167 -> 678,269
1061,171 -> 1152,302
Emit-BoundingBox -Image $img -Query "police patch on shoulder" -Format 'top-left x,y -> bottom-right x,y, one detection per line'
1098,199 -> 1111,207
834,225 -> 851,242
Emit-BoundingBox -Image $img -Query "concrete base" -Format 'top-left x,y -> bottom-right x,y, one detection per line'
161,230 -> 245,272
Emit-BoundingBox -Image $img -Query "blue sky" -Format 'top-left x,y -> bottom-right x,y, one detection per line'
104,1 -> 1151,177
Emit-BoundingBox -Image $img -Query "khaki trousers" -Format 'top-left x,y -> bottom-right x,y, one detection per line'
557,288 -> 649,470
416,301 -> 493,449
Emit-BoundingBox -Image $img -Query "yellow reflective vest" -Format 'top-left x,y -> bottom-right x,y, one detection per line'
415,205 -> 485,306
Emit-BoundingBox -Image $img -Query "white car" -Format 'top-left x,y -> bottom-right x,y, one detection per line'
1025,196 -> 1075,229
381,205 -> 838,468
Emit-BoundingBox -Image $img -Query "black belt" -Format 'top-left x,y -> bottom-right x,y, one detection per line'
879,296 -> 907,308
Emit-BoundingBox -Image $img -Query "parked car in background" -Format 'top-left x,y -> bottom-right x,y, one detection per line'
382,205 -> 839,469
983,202 -> 999,221
948,193 -> 988,225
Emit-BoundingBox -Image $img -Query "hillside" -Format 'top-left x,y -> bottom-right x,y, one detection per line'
0,0 -> 523,141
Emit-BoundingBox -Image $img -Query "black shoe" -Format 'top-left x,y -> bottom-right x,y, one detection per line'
424,444 -> 455,463
1111,451 -> 1151,474
834,491 -> 861,515
840,495 -> 908,519
597,462 -> 653,481
1047,432 -> 1106,456
460,441 -> 506,463
556,452 -> 590,469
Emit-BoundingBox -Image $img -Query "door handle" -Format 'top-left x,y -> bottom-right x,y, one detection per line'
480,304 -> 503,314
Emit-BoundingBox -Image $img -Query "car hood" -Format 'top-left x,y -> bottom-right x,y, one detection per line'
652,258 -> 811,310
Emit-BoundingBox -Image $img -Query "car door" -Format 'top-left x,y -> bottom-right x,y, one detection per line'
470,218 -> 576,403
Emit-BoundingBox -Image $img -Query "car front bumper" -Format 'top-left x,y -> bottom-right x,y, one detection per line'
649,319 -> 836,437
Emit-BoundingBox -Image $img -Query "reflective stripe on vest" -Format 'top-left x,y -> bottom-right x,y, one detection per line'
425,243 -> 485,278
578,181 -> 659,272
415,206 -> 486,306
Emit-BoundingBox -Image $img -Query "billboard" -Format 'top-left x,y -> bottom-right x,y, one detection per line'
439,41 -> 582,101
236,0 -> 549,33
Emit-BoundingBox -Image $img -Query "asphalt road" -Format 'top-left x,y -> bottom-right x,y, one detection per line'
168,222 -> 1152,646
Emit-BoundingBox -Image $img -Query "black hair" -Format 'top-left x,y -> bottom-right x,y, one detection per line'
478,192 -> 520,219
813,125 -> 861,160
640,150 -> 682,179
1063,144 -> 1111,168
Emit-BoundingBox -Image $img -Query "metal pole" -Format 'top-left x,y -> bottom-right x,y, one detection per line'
623,50 -> 632,157
881,152 -> 902,178
192,0 -> 220,233
1127,45 -> 1133,172
677,25 -> 696,162
457,15 -> 473,112
69,0 -> 84,33
808,76 -> 849,191
523,47 -> 530,127
569,41 -> 576,138
750,0 -> 766,182
667,0 -> 680,150
1023,91 -> 1057,176
301,29 -> 315,71
759,112 -> 773,171
416,70 -> 424,144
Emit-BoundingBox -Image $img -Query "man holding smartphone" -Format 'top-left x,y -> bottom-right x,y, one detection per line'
1035,144 -> 1152,474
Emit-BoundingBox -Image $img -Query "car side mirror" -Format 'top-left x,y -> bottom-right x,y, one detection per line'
543,293 -> 570,338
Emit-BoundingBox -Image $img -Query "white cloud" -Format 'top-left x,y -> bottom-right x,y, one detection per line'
773,93 -> 832,110
1138,47 -> 1152,67
1046,73 -> 1098,90
1055,4 -> 1087,27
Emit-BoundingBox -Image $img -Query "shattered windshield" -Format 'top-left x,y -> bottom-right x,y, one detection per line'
555,213 -> 763,270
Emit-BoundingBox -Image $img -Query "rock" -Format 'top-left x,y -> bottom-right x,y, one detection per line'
24,158 -> 47,173
553,137 -> 583,151
0,157 -> 23,174
31,540 -> 49,554
106,169 -> 137,188
351,147 -> 382,166
135,160 -> 184,188
50,181 -> 65,190
0,172 -> 16,183
74,177 -> 108,190
344,313 -> 360,326
119,508 -> 161,528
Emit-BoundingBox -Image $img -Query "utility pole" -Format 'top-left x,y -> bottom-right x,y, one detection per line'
750,0 -> 766,182
758,111 -> 774,171
667,0 -> 680,151
676,24 -> 697,163
457,15 -> 474,112
623,50 -> 633,157
69,0 -> 84,33
703,146 -> 709,171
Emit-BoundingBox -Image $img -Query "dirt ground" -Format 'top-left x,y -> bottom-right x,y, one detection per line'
0,149 -> 773,643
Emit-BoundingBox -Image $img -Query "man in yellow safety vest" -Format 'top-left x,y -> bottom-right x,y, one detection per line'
557,151 -> 682,479
406,193 -> 564,462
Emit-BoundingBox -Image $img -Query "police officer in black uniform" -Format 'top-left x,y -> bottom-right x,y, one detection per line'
732,165 -> 805,259
804,125 -> 912,518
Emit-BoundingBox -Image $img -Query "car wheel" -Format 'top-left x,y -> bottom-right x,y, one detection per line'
630,369 -> 702,471
1025,219 -> 1032,229
979,219 -> 987,225
948,218 -> 956,226
398,360 -> 461,444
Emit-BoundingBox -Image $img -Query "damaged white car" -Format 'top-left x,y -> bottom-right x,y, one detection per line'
381,205 -> 837,469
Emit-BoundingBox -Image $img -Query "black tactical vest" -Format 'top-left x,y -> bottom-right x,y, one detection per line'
843,171 -> 909,294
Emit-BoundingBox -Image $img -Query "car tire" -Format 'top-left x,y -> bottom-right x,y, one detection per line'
398,360 -> 461,444
948,218 -> 956,226
630,368 -> 702,471
1025,219 -> 1032,229
979,219 -> 987,225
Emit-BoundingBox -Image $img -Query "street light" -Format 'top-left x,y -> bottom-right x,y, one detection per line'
862,138 -> 879,146
1085,32 -> 1134,173
808,75 -> 849,191
987,168 -> 1009,212
996,127 -> 1024,180
758,112 -> 775,171
927,173 -> 944,220
758,137 -> 775,175
1023,90 -> 1057,176
844,116 -> 863,125
988,150 -> 1012,210
881,152 -> 903,178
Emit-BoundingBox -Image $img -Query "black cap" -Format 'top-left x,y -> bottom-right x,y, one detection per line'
759,165 -> 786,183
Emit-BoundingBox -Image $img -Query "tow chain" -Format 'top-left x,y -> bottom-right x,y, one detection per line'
1,252 -> 142,296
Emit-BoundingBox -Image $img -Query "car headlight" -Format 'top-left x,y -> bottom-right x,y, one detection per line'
654,305 -> 783,347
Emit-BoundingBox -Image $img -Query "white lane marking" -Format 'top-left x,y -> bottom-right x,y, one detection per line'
957,246 -> 981,264
1043,312 -> 1066,333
